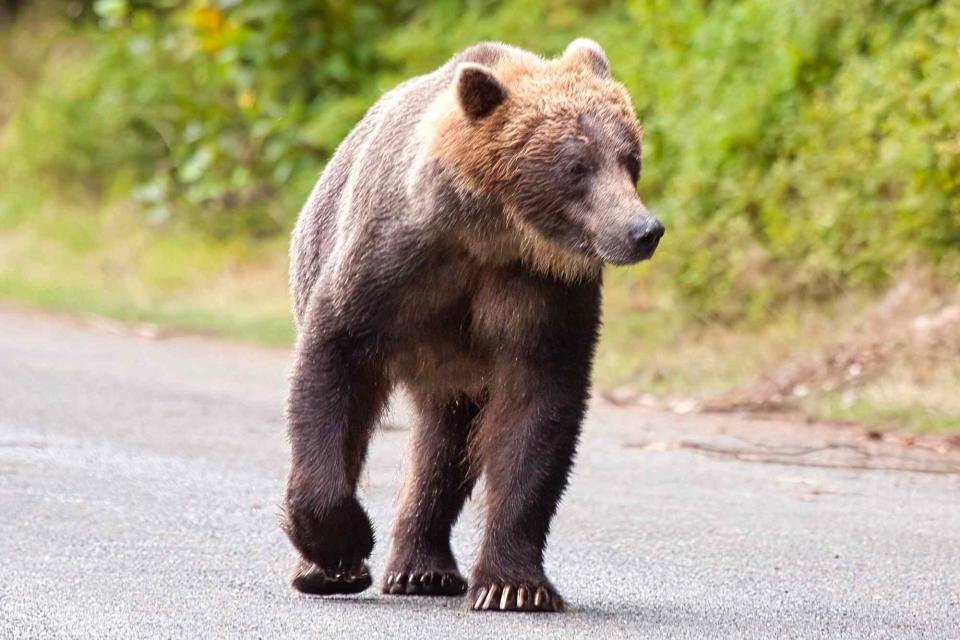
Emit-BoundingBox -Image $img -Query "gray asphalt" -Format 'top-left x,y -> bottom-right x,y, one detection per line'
1,308 -> 958,639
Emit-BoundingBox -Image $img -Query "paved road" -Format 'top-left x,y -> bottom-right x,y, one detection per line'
1,308 -> 958,639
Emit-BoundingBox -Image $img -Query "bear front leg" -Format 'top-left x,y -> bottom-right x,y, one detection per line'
466,364 -> 590,613
383,392 -> 481,596
283,326 -> 389,596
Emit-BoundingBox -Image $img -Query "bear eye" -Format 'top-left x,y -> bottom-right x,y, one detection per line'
570,161 -> 590,179
625,154 -> 641,183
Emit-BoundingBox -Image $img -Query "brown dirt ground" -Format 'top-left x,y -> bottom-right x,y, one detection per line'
604,269 -> 960,453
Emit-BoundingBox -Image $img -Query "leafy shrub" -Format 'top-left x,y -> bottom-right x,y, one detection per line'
2,0 -> 958,319
381,0 -> 960,320
7,0 -> 417,236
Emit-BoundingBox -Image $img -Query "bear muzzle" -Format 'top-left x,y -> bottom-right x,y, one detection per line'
626,218 -> 665,262
593,213 -> 664,265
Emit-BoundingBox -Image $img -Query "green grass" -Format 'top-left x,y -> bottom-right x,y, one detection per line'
806,358 -> 960,434
0,274 -> 294,345
814,394 -> 960,434
0,185 -> 295,345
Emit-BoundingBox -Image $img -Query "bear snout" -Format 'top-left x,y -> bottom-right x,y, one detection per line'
594,214 -> 664,265
626,218 -> 665,262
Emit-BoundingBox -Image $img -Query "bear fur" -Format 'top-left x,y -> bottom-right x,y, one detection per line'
283,39 -> 663,612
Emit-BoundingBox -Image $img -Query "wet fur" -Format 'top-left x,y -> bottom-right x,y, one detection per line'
285,40 -> 640,611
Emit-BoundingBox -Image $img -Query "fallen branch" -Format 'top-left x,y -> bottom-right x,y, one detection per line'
628,440 -> 960,475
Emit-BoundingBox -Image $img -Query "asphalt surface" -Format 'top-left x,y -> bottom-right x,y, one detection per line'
1,308 -> 958,639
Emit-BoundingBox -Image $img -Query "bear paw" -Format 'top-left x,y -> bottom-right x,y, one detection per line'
289,557 -> 372,595
382,570 -> 467,596
466,580 -> 565,612
282,493 -> 375,584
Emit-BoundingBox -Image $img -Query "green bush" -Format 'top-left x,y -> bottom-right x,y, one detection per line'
368,0 -> 960,320
6,0 -> 417,235
2,0 -> 958,319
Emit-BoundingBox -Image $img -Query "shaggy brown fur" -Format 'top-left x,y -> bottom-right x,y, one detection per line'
283,39 -> 663,612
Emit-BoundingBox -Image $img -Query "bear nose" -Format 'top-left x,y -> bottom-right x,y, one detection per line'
627,219 -> 665,260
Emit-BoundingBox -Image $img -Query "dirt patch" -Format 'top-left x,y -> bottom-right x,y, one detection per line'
604,268 -> 960,447
701,272 -> 960,414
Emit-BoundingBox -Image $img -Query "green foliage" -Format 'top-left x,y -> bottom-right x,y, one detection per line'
388,0 -> 960,320
5,0 -> 416,236
2,0 -> 958,319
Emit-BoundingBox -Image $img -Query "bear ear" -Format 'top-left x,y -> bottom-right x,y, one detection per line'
455,63 -> 507,119
562,38 -> 611,78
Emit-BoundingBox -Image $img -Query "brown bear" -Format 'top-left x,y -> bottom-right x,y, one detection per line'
283,39 -> 663,612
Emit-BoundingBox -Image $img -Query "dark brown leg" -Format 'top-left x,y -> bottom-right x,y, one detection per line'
283,328 -> 389,595
464,366 -> 587,612
383,392 -> 481,596
464,269 -> 600,614
283,223 -> 434,595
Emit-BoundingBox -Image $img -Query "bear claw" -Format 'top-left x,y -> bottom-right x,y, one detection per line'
382,570 -> 467,596
290,558 -> 372,595
467,581 -> 564,612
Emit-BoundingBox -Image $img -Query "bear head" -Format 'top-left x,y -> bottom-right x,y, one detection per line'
423,39 -> 664,280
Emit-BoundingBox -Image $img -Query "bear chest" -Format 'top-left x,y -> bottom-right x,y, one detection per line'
385,254 -> 544,394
